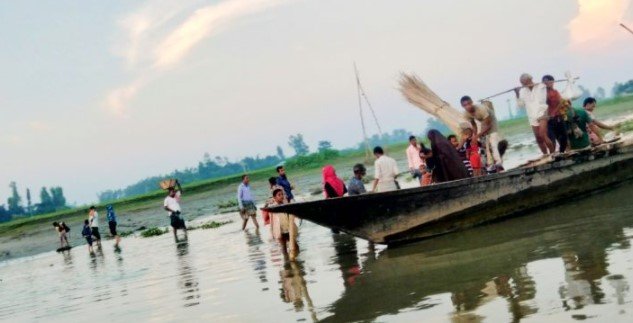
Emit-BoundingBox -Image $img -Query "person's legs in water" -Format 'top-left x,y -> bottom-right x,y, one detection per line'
251,215 -> 259,229
241,218 -> 248,230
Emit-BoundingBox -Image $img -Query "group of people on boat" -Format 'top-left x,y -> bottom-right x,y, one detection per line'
514,73 -> 617,154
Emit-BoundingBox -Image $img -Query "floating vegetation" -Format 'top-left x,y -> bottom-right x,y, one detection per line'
200,220 -> 232,230
216,200 -> 238,209
119,231 -> 134,237
140,227 -> 169,238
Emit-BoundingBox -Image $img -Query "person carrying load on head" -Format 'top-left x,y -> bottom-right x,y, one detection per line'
163,179 -> 187,241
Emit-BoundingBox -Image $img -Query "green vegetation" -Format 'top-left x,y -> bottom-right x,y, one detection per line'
141,227 -> 169,238
216,200 -> 238,209
199,220 -> 232,230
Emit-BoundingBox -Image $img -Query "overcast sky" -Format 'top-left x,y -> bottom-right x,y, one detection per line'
1,0 -> 632,204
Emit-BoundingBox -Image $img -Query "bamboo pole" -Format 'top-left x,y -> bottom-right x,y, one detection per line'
621,23 -> 633,36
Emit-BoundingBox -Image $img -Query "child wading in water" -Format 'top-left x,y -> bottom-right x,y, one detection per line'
461,127 -> 483,177
270,188 -> 299,261
81,220 -> 94,253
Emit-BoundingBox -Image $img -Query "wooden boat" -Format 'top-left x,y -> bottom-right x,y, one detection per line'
266,134 -> 633,245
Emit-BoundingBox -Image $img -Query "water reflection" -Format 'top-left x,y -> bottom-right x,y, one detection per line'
331,234 -> 361,288
244,229 -> 268,284
278,260 -> 318,322
322,183 -> 633,322
175,242 -> 200,307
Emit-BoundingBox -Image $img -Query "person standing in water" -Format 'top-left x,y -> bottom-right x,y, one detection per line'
237,175 -> 259,231
52,222 -> 70,249
276,166 -> 295,202
106,205 -> 121,248
347,164 -> 367,196
515,73 -> 555,155
371,146 -> 399,192
81,219 -> 94,253
88,206 -> 101,247
270,188 -> 299,261
164,180 -> 187,241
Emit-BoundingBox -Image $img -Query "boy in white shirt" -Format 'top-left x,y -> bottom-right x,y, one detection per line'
164,180 -> 187,241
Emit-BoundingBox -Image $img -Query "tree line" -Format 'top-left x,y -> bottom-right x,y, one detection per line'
0,182 -> 68,223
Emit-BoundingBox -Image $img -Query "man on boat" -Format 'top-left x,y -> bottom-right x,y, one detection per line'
583,97 -> 617,145
562,100 -> 592,150
276,166 -> 295,202
237,175 -> 259,231
371,146 -> 399,193
406,136 -> 425,186
164,180 -> 187,241
542,75 -> 569,153
348,163 -> 367,196
460,95 -> 503,168
515,73 -> 556,155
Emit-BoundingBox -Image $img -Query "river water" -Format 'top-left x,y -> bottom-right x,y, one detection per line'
1,178 -> 633,322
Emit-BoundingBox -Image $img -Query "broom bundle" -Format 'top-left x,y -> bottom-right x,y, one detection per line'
398,73 -> 466,135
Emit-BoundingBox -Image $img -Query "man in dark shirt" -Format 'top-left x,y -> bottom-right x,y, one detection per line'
276,166 -> 295,202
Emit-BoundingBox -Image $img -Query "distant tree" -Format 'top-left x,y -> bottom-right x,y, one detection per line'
37,187 -> 55,214
276,146 -> 286,160
594,87 -> 606,99
425,118 -> 451,135
317,140 -> 333,152
7,182 -> 24,216
26,188 -> 32,216
612,80 -> 633,97
50,187 -> 66,209
0,205 -> 11,223
288,134 -> 310,156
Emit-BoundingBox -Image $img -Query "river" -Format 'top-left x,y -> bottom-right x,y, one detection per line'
1,178 -> 632,322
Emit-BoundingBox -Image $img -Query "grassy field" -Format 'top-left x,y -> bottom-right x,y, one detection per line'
2,95 -> 632,236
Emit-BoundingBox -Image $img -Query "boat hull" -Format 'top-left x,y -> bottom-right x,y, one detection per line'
268,141 -> 633,245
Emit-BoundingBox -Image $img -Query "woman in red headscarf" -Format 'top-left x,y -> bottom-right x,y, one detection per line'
322,165 -> 347,198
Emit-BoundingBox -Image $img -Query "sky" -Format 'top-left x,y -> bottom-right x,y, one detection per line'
1,0 -> 632,205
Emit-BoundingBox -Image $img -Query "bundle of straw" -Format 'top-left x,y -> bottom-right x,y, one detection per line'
399,73 -> 465,135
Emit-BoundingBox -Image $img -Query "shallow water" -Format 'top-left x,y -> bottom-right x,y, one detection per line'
1,179 -> 633,322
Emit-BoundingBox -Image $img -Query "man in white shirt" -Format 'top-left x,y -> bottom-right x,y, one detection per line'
372,146 -> 400,193
406,136 -> 424,186
88,206 -> 101,245
515,73 -> 555,155
164,180 -> 187,241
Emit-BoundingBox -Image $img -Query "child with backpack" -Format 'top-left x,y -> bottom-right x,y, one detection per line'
81,220 -> 94,253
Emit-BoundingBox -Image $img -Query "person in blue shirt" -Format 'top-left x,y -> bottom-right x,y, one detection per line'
81,219 -> 94,253
237,175 -> 259,231
276,166 -> 295,202
106,205 -> 121,247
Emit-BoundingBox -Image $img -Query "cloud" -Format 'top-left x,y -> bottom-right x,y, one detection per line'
0,135 -> 21,145
569,0 -> 632,48
28,121 -> 51,131
105,0 -> 289,115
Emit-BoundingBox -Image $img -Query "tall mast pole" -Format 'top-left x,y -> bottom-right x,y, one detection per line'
354,63 -> 372,162
621,23 -> 633,36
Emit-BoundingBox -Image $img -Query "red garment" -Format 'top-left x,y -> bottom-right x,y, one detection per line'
322,165 -> 345,198
467,139 -> 482,169
546,88 -> 562,117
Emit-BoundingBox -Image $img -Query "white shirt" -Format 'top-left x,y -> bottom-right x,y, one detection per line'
517,84 -> 548,126
90,212 -> 99,228
164,192 -> 181,216
374,155 -> 399,192
406,144 -> 423,170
